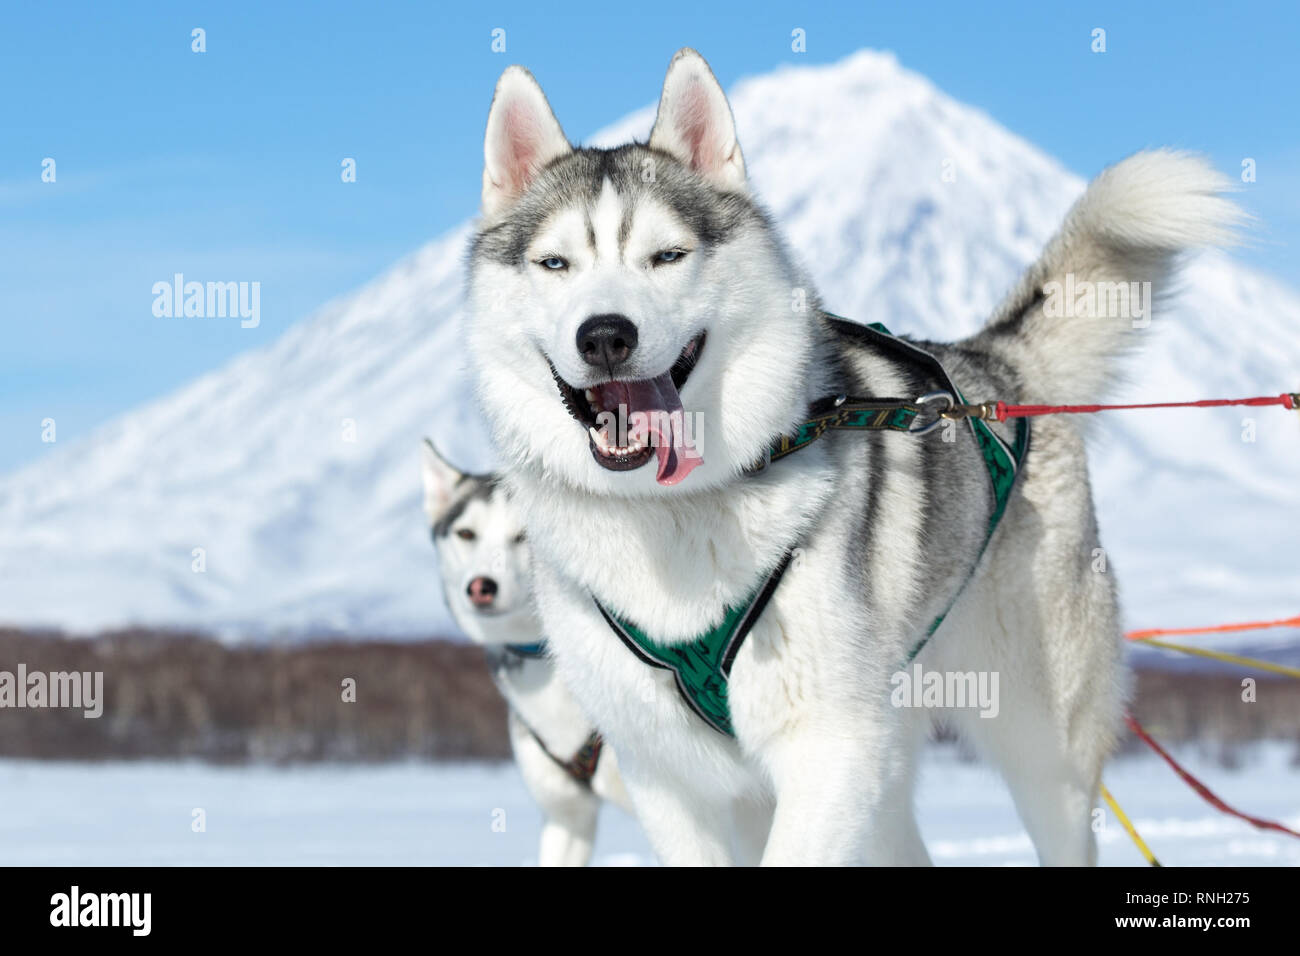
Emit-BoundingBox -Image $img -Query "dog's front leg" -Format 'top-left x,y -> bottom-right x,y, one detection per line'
758,717 -> 901,866
624,770 -> 736,866
537,805 -> 598,867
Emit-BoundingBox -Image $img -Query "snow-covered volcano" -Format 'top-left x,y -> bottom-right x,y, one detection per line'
2,50 -> 1297,640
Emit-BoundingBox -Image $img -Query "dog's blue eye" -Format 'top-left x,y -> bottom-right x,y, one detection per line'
538,256 -> 568,271
654,249 -> 686,265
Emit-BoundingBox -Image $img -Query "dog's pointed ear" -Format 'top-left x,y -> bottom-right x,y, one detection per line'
421,438 -> 464,521
648,48 -> 745,191
482,66 -> 571,219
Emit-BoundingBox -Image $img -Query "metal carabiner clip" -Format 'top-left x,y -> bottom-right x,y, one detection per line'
908,390 -> 955,436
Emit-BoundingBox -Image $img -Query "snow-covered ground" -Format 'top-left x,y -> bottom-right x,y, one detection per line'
3,746 -> 1296,866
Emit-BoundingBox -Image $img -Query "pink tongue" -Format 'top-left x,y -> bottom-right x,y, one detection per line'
596,372 -> 703,486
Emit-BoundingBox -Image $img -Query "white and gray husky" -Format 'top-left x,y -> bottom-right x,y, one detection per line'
463,49 -> 1241,865
421,440 -> 629,866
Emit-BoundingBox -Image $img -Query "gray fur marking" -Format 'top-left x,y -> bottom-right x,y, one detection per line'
432,474 -> 498,538
472,145 -> 759,267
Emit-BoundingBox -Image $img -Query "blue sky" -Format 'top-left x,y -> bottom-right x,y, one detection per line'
3,0 -> 1298,472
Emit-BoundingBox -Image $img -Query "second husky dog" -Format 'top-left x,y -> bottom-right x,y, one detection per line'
464,50 -> 1240,864
421,440 -> 629,866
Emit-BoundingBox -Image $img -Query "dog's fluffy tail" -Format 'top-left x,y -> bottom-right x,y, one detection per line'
975,150 -> 1244,404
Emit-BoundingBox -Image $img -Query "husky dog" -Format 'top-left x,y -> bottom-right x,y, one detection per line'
420,440 -> 629,866
464,49 -> 1240,865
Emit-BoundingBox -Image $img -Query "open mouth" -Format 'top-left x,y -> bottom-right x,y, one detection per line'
552,333 -> 705,485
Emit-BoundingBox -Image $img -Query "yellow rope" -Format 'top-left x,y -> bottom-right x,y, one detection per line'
1134,637 -> 1300,680
1109,615 -> 1300,867
1102,783 -> 1161,866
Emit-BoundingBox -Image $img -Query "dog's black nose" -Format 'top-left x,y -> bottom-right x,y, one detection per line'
467,576 -> 498,608
576,314 -> 638,372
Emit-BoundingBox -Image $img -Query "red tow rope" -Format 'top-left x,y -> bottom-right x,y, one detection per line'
992,392 -> 1298,422
1125,714 -> 1300,840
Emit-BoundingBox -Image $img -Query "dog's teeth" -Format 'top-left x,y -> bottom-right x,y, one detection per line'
587,422 -> 654,460
584,389 -> 597,402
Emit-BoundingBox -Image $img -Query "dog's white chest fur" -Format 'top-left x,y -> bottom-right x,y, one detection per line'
512,456 -> 838,799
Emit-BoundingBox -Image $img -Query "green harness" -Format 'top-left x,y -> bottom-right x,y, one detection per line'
594,320 -> 1030,737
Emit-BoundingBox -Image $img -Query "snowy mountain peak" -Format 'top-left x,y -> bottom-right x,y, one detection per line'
2,49 -> 1297,639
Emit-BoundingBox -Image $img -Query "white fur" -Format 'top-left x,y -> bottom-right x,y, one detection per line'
420,441 -> 631,865
465,50 -> 1241,865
